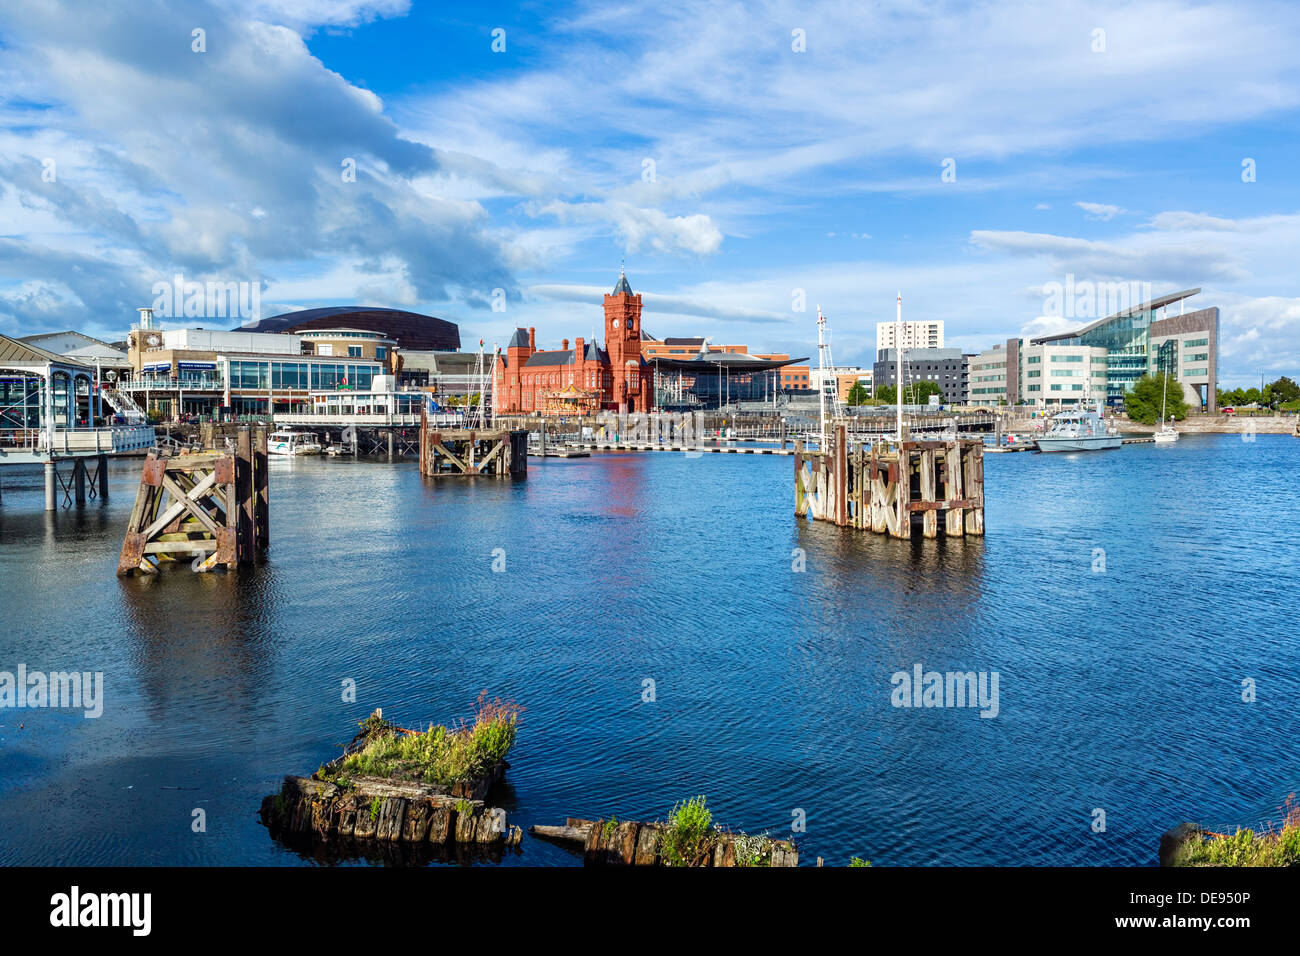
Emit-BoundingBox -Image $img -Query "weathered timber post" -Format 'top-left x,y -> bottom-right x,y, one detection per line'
965,442 -> 985,535
893,449 -> 911,539
793,440 -> 806,517
73,458 -> 87,506
235,427 -> 255,564
919,447 -> 937,539
253,425 -> 269,554
944,444 -> 965,537
419,407 -> 427,475
97,453 -> 109,500
834,423 -> 848,528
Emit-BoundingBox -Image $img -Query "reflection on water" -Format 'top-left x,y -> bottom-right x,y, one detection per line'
0,435 -> 1297,866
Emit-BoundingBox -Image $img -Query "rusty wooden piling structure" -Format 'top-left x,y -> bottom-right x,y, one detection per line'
530,817 -> 799,867
116,425 -> 268,575
261,775 -> 522,851
418,408 -> 527,478
795,422 -> 984,538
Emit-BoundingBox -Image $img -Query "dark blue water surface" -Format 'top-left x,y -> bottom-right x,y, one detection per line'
0,433 -> 1296,866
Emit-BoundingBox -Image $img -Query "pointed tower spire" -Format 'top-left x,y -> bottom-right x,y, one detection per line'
613,260 -> 632,295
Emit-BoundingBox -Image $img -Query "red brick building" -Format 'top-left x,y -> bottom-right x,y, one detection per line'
493,269 -> 655,415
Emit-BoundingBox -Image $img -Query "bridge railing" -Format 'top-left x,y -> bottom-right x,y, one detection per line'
273,412 -> 440,428
0,428 -> 42,452
0,425 -> 155,456
119,375 -> 225,391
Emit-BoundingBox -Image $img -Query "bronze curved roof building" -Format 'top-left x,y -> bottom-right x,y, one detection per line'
239,307 -> 460,352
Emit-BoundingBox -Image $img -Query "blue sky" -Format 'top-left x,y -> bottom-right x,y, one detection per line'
2,0 -> 1299,386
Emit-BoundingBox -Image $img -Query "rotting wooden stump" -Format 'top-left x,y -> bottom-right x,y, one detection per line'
419,408 -> 528,478
530,818 -> 799,867
116,425 -> 268,575
795,422 -> 984,539
260,775 -> 523,855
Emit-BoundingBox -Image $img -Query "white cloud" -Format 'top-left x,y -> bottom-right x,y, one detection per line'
533,201 -> 724,257
232,0 -> 410,31
1076,201 -> 1126,221
0,0 -> 515,331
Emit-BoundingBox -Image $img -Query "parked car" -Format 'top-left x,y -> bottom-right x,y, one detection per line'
1222,406 -> 1235,415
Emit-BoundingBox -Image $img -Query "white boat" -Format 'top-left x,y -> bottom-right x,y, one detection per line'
1035,403 -> 1122,452
268,429 -> 322,456
1152,370 -> 1179,442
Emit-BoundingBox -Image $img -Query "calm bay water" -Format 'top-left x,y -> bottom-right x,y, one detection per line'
0,433 -> 1296,866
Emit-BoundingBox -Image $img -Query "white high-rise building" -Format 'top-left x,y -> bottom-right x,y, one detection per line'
877,320 -> 944,352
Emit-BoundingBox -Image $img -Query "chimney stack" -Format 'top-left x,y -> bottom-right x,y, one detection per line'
528,327 -> 536,351
562,338 -> 569,351
575,336 -> 585,361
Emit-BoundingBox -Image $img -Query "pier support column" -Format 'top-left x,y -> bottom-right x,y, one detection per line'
387,430 -> 394,459
44,460 -> 56,511
73,458 -> 87,506
97,454 -> 109,500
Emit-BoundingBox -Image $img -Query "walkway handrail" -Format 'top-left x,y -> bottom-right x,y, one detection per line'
0,424 -> 154,456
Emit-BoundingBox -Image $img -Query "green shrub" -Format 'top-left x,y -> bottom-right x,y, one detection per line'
368,797 -> 382,821
660,795 -> 715,867
849,856 -> 872,867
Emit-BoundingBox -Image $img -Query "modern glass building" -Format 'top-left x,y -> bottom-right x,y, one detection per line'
1030,288 -> 1219,411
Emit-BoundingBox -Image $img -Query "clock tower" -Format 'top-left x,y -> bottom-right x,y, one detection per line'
603,266 -> 649,413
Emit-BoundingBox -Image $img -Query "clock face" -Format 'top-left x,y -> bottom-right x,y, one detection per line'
612,319 -> 620,329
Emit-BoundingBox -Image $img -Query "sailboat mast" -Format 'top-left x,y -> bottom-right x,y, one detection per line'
895,292 -> 903,443
817,306 -> 827,445
1160,364 -> 1168,424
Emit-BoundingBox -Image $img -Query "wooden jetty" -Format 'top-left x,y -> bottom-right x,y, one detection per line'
795,423 -> 984,538
531,817 -> 798,867
116,425 -> 268,575
418,408 -> 528,478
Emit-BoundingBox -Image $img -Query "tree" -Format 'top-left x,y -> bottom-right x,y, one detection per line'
1264,375 -> 1300,408
903,381 -> 944,404
873,381 -> 944,404
1125,372 -> 1189,425
1218,387 -> 1247,407
845,382 -> 871,406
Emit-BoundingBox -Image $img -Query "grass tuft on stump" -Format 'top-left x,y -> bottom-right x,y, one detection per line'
324,692 -> 521,789
1176,795 -> 1300,867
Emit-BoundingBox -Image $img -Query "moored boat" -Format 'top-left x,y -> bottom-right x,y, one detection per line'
1035,404 -> 1122,452
1152,369 -> 1179,442
268,429 -> 323,456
